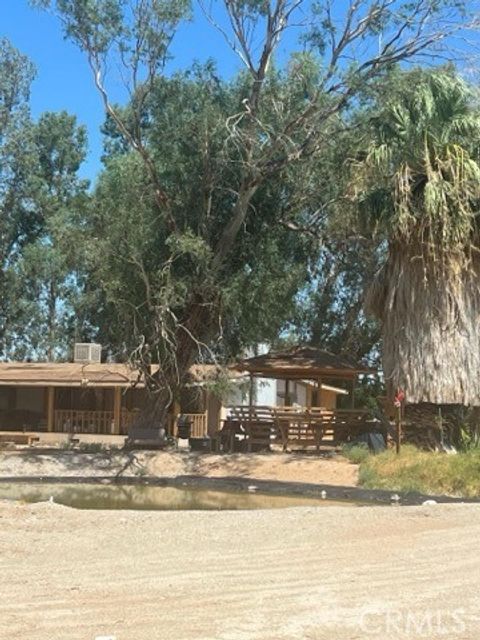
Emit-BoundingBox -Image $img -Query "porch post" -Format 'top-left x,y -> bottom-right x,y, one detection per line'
203,389 -> 209,437
171,400 -> 181,437
306,383 -> 312,408
351,377 -> 356,409
47,386 -> 55,432
285,379 -> 291,406
113,387 -> 122,435
317,378 -> 322,407
248,374 -> 254,408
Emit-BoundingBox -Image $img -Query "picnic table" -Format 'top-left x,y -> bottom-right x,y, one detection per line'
220,406 -> 378,452
275,407 -> 328,452
220,406 -> 278,452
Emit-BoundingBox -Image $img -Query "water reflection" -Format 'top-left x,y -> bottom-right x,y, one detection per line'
0,483 -> 356,511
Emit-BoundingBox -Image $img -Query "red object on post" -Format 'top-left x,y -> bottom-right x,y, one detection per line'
394,388 -> 405,408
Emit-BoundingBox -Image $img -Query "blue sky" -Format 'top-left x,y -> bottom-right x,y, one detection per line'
0,1 -> 250,182
1,1 -> 475,183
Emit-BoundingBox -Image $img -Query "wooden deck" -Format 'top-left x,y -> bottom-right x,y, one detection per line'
220,406 -> 381,452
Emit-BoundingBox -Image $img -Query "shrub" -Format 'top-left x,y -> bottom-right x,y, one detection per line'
358,445 -> 480,497
342,443 -> 370,464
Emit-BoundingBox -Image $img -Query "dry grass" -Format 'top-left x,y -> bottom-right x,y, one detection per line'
358,444 -> 480,497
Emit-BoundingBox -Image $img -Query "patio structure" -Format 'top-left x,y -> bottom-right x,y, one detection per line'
220,346 -> 379,452
237,345 -> 374,407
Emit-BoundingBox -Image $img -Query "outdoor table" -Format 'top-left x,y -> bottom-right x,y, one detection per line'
219,419 -> 245,452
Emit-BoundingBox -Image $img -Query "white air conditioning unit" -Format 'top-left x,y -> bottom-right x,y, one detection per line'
74,343 -> 102,364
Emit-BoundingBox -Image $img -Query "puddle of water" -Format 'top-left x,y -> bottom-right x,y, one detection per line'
0,482 -> 361,511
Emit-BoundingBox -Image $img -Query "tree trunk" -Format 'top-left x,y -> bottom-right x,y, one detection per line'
367,244 -> 480,407
129,298 -> 217,434
47,282 -> 56,362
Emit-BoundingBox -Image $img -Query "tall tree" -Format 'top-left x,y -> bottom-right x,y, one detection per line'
10,112 -> 89,360
0,38 -> 37,354
35,0 -> 477,428
88,67 -> 319,362
294,238 -> 382,362
348,69 -> 480,415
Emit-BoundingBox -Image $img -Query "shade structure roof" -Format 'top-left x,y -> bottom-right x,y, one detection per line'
236,346 -> 374,380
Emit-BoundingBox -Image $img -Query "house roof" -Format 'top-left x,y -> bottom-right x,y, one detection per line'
237,346 -> 374,380
0,361 -> 244,389
0,362 -> 144,388
0,350 -> 372,389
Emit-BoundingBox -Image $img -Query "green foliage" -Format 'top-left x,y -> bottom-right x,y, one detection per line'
0,39 -> 89,359
292,239 -> 382,361
358,445 -> 480,497
85,65 -> 322,360
34,0 -> 190,74
348,68 -> 480,258
0,39 -> 38,355
457,425 -> 480,452
11,112 -> 89,359
342,443 -> 370,464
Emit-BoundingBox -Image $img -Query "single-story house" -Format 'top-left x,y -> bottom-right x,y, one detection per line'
0,346 -> 372,441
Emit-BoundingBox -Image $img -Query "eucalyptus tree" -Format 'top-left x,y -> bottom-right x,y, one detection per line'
0,37 -> 89,359
88,66 -> 318,363
294,238 -> 382,362
0,38 -> 37,354
348,69 -> 480,418
34,0 -> 478,427
10,112 -> 89,360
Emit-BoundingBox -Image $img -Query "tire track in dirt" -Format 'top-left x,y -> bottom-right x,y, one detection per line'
1,503 -> 480,640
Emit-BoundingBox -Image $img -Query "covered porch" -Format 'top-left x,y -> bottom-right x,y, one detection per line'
221,346 -> 379,452
0,362 -> 146,437
238,346 -> 373,408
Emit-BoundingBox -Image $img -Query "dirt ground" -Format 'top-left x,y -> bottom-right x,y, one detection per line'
1,501 -> 480,640
0,448 -> 358,486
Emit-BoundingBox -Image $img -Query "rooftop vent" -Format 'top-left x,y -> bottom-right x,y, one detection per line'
74,343 -> 102,364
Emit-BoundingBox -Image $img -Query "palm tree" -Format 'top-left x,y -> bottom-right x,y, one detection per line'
349,69 -> 480,440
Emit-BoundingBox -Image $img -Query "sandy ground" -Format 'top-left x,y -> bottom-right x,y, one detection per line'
0,449 -> 358,486
1,501 -> 480,640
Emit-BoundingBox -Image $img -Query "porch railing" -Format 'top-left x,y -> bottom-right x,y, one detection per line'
173,412 -> 208,438
54,409 -> 133,435
54,409 -> 208,437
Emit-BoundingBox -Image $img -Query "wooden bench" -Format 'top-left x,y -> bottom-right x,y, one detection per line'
124,426 -> 169,450
0,432 -> 40,446
224,406 -> 278,452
